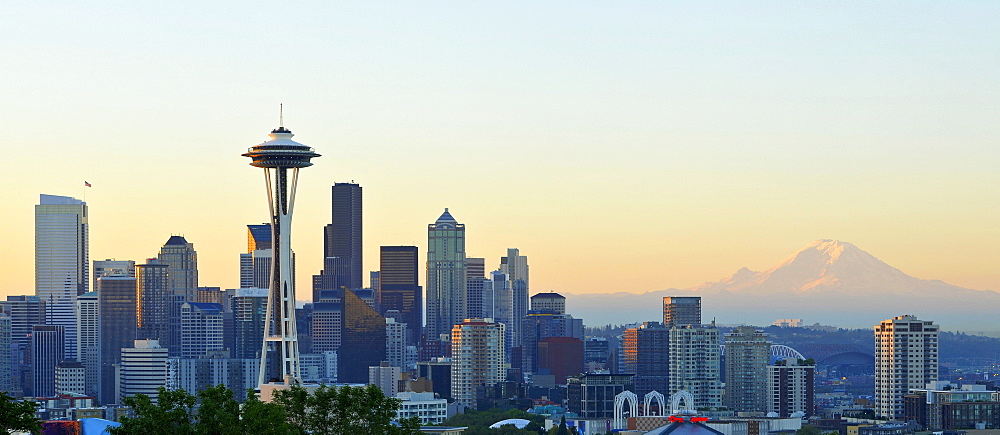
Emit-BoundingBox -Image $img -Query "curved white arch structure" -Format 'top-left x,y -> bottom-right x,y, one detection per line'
614,390 -> 639,429
718,344 -> 806,361
644,391 -> 666,416
670,390 -> 695,414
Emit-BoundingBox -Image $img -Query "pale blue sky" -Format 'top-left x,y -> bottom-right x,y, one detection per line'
2,1 -> 998,296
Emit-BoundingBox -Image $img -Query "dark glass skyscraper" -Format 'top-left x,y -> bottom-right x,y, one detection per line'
323,183 -> 362,291
136,261 -> 169,343
32,325 -> 64,397
380,246 -> 421,345
338,288 -> 385,383
97,275 -> 137,404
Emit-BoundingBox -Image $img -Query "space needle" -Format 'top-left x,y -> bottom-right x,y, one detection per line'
243,110 -> 320,388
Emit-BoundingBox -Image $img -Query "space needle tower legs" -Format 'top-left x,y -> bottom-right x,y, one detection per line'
243,120 -> 320,387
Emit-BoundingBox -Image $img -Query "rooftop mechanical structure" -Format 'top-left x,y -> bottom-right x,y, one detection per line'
243,122 -> 320,387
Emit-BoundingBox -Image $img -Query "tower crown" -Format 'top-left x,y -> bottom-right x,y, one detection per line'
243,126 -> 320,168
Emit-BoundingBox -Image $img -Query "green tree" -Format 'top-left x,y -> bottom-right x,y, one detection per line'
272,384 -> 420,434
796,425 -> 823,435
111,387 -> 197,435
239,390 -> 304,434
0,392 -> 42,434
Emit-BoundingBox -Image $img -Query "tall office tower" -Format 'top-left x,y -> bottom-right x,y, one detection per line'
32,325 -> 65,397
76,292 -> 99,397
536,337 -> 584,385
724,326 -> 771,413
157,236 -> 199,301
233,288 -> 268,359
97,274 -> 138,404
662,296 -> 701,327
668,324 -> 722,409
370,271 -> 380,295
768,358 -> 815,418
243,121 -> 320,386
623,322 -> 670,400
488,270 -> 513,352
339,289 -> 387,383
55,360 -> 86,395
0,313 -> 11,394
520,310 -> 584,374
465,257 -> 486,319
92,260 -> 135,290
197,287 -> 225,305
241,224 -> 273,289
379,246 -> 421,346
369,361 -> 401,396
35,194 -> 89,361
323,182 -> 363,291
119,340 -> 168,404
180,302 -> 224,359
168,358 -> 259,402
450,319 -> 505,407
426,209 -> 467,344
136,260 -> 170,343
875,315 -> 939,419
310,301 -> 341,354
530,292 -> 566,314
385,315 -> 407,370
2,295 -> 45,396
500,249 -> 529,350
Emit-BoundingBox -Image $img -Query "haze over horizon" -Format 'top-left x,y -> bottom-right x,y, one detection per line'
2,2 -> 998,301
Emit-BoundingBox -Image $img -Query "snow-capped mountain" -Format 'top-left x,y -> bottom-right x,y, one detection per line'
563,240 -> 1000,331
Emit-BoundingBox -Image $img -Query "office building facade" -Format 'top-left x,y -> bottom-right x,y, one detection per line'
323,182 -> 363,291
35,194 -> 89,361
379,246 -> 421,345
426,209 -> 466,343
662,296 -> 701,327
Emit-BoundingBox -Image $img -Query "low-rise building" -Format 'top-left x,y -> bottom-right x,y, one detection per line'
396,391 -> 448,425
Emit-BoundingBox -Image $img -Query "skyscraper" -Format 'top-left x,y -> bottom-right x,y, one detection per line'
451,318 -> 505,407
240,224 -> 273,289
35,194 -> 88,361
0,314 -> 10,394
339,288 -> 387,383
379,246 -> 421,345
500,249 -> 529,350
92,259 -> 134,291
426,209 -> 466,344
97,274 -> 138,404
32,325 -> 65,397
233,288 -> 268,360
530,292 -> 566,315
136,260 -> 170,343
623,322 -> 670,400
158,236 -> 198,301
465,257 -> 486,319
323,182 -> 363,291
875,315 -> 939,419
768,358 -> 815,418
662,296 -> 701,327
724,326 -> 771,413
180,302 -> 225,359
243,121 -> 320,386
76,291 -> 99,397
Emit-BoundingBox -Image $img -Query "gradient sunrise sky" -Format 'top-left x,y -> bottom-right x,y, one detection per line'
2,1 -> 998,299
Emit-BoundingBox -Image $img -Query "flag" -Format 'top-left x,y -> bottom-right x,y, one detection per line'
84,181 -> 91,187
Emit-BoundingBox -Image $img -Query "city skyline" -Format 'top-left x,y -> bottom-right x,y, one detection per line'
3,2 -> 998,303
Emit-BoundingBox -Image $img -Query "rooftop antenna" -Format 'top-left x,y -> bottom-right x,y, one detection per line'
279,103 -> 284,127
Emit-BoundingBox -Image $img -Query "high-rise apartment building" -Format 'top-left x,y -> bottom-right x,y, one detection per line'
426,209 -> 466,344
32,325 -> 65,397
724,326 -> 771,413
623,322 -> 671,399
158,236 -> 199,301
669,324 -> 722,409
450,319 -> 505,407
768,358 -> 815,418
180,302 -> 225,359
323,182 -> 363,291
385,316 -> 407,370
76,291 -> 99,397
875,315 -> 939,419
662,296 -> 701,327
36,194 -> 89,361
120,340 -> 168,404
379,246 -> 421,345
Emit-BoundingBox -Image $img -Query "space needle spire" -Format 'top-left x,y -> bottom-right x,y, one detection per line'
243,112 -> 320,387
